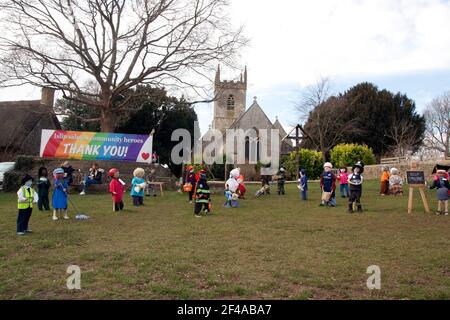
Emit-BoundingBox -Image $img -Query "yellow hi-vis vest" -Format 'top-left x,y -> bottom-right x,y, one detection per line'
18,187 -> 34,210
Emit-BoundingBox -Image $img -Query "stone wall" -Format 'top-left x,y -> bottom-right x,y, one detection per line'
3,156 -> 177,192
357,160 -> 450,180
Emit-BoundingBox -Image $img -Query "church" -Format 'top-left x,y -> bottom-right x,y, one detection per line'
205,66 -> 294,179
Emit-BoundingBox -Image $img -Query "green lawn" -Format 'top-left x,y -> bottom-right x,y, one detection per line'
0,181 -> 449,300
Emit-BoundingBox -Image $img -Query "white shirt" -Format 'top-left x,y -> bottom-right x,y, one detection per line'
17,187 -> 39,203
225,178 -> 239,193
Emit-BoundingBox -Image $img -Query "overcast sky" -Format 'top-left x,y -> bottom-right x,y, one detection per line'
1,0 -> 449,135
196,0 -> 450,134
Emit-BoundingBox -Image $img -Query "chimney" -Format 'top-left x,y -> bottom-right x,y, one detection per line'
41,87 -> 55,108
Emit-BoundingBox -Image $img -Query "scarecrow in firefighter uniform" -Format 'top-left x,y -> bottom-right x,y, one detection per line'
194,172 -> 211,217
16,174 -> 39,236
224,168 -> 241,208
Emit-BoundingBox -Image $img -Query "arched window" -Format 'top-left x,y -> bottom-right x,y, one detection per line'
227,94 -> 235,110
245,136 -> 260,162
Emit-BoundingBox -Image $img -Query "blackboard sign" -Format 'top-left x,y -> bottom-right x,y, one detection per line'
406,171 -> 426,185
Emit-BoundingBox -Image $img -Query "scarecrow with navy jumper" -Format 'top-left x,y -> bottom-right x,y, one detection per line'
320,162 -> 337,207
299,169 -> 308,201
16,174 -> 39,236
348,161 -> 365,213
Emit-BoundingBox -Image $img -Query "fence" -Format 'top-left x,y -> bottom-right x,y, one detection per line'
380,157 -> 408,165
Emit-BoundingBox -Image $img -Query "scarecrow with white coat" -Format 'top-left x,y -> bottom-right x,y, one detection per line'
224,168 -> 241,208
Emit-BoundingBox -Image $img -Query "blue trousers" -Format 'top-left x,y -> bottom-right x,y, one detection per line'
17,208 -> 32,233
83,177 -> 101,192
340,184 -> 349,198
301,190 -> 308,200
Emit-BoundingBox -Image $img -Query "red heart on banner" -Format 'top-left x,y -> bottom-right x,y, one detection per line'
142,153 -> 150,160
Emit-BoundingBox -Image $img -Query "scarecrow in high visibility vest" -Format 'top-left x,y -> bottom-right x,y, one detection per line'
16,174 -> 39,236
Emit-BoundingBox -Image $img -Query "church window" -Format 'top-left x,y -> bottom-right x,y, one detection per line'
227,95 -> 235,110
245,136 -> 260,162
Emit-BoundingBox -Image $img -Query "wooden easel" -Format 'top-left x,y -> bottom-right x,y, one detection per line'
407,163 -> 430,215
408,185 -> 430,215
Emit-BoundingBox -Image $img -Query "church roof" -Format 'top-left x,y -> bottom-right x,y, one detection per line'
229,98 -> 274,131
273,118 -> 293,147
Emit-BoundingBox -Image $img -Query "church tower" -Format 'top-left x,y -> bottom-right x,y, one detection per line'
212,65 -> 247,133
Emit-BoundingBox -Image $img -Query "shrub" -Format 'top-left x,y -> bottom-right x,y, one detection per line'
3,171 -> 24,192
14,156 -> 37,171
330,144 -> 376,168
283,149 -> 324,180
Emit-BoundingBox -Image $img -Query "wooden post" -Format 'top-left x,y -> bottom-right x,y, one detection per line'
285,125 -> 308,181
408,186 -> 414,215
419,187 -> 430,213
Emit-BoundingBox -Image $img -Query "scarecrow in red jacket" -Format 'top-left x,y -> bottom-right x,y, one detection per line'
109,168 -> 125,212
237,175 -> 246,199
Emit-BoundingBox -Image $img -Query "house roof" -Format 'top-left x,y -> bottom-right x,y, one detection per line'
0,101 -> 61,148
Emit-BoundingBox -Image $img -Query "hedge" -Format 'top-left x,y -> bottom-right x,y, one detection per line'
283,149 -> 324,180
330,144 -> 376,168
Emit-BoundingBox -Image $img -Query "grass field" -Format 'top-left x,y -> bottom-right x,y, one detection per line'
0,181 -> 449,300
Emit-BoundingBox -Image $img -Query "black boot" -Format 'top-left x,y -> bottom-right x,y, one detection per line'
357,205 -> 363,213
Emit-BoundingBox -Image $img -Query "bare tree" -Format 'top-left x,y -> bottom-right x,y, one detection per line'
424,92 -> 450,158
0,0 -> 246,131
385,119 -> 421,157
295,77 -> 332,122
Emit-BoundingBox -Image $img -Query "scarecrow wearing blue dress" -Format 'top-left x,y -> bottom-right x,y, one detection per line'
52,168 -> 69,221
